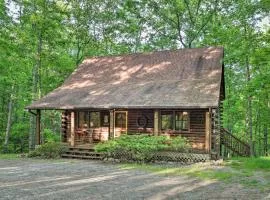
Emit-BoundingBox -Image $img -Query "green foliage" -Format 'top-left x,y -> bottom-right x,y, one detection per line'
0,153 -> 20,159
0,0 -> 269,155
167,136 -> 191,151
28,142 -> 67,159
43,129 -> 60,143
230,157 -> 270,171
95,135 -> 190,162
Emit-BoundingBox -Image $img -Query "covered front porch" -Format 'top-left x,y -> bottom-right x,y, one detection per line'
56,108 -> 214,153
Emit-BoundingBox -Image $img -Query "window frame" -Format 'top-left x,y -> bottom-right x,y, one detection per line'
175,111 -> 189,131
100,111 -> 110,127
76,111 -> 101,128
77,111 -> 90,129
160,111 -> 173,130
89,111 -> 100,128
114,111 -> 127,129
160,110 -> 190,132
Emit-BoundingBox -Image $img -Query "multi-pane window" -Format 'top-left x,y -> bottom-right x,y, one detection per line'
89,112 -> 100,127
101,112 -> 110,126
161,111 -> 173,130
77,111 -> 89,128
175,111 -> 189,131
161,111 -> 189,131
77,111 -> 100,128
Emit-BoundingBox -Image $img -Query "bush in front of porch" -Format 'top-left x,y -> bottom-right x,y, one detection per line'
95,135 -> 191,162
28,142 -> 67,159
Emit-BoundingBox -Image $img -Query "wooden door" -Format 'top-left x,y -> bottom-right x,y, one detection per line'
114,111 -> 127,137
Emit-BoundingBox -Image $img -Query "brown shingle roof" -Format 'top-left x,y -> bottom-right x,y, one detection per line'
26,47 -> 224,110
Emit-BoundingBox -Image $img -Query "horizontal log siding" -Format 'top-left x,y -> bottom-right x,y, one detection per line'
127,109 -> 154,133
61,111 -> 71,143
62,109 -> 208,150
159,109 -> 207,150
127,109 -> 207,150
187,110 -> 206,149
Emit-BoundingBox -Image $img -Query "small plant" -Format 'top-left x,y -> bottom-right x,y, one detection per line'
28,141 -> 67,159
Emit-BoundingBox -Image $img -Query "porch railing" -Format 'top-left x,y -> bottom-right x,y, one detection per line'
75,127 -> 109,144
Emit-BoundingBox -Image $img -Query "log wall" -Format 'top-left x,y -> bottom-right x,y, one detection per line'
61,109 -> 208,150
127,109 -> 207,150
61,111 -> 71,143
127,109 -> 154,133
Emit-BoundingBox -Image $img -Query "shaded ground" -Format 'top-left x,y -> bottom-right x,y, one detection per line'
0,159 -> 269,200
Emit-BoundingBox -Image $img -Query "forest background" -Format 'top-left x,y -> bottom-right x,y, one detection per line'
0,0 -> 269,156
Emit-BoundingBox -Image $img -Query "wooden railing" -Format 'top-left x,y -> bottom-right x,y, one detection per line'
220,128 -> 250,157
74,127 -> 109,144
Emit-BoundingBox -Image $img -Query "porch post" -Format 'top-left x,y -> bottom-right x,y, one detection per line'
109,110 -> 114,139
154,109 -> 159,136
36,109 -> 41,146
205,110 -> 211,152
70,111 -> 75,147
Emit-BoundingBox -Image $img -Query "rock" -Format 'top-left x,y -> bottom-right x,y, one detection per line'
212,159 -> 224,166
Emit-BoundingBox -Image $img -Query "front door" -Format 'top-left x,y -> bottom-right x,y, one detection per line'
114,111 -> 127,137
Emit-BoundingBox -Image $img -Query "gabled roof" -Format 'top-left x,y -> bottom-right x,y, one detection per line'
26,46 -> 224,110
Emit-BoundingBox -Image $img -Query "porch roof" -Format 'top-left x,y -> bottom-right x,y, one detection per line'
26,47 -> 224,110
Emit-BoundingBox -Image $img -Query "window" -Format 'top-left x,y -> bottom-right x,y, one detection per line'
161,111 -> 173,130
175,111 -> 189,131
77,111 -> 89,128
101,112 -> 110,126
90,112 -> 100,127
160,111 -> 189,131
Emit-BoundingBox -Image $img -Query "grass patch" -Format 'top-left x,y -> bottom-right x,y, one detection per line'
229,157 -> 270,171
0,154 -> 21,159
120,163 -> 233,181
120,156 -> 270,190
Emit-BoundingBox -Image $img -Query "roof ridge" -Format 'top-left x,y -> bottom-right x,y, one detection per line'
82,46 -> 224,62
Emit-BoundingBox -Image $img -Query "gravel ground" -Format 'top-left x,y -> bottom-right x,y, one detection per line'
0,159 -> 269,200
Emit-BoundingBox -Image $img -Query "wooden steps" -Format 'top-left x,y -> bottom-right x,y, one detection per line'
220,128 -> 250,157
61,147 -> 104,160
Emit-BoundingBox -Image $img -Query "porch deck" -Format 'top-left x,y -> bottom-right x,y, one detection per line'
62,142 -> 97,150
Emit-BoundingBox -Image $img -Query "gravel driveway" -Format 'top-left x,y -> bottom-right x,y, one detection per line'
0,159 -> 268,200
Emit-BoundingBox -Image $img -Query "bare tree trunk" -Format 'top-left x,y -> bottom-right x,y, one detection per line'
3,96 -> 13,153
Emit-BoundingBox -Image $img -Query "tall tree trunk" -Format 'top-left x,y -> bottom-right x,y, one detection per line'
245,56 -> 253,156
254,108 -> 260,155
264,126 -> 268,156
76,39 -> 82,66
3,95 -> 13,153
29,30 -> 43,150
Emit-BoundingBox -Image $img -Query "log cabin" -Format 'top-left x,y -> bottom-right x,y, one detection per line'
26,47 -> 226,156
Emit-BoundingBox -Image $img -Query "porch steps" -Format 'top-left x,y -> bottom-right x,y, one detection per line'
61,147 -> 104,160
220,128 -> 250,157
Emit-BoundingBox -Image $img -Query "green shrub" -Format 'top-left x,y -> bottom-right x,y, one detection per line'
43,129 -> 61,143
28,142 -> 67,159
166,136 -> 191,152
95,135 -> 190,162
